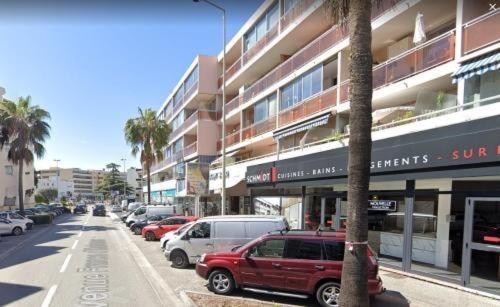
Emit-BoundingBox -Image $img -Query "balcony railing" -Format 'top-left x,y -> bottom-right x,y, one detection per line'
183,142 -> 197,157
242,24 -> 279,65
241,116 -> 277,141
216,130 -> 241,151
338,81 -> 349,104
278,85 -> 337,127
463,10 -> 500,54
280,0 -> 317,32
172,82 -> 198,115
373,30 -> 455,89
169,110 -> 219,141
224,95 -> 242,114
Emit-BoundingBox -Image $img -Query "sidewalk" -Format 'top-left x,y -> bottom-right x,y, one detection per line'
110,213 -> 500,306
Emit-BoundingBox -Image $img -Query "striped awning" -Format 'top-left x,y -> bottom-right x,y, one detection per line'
451,52 -> 500,84
273,113 -> 331,140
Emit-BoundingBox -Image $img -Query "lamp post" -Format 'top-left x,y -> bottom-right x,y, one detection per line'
121,158 -> 127,199
54,159 -> 61,201
193,0 -> 226,215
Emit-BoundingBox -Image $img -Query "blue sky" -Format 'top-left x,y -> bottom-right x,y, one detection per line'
0,0 -> 261,171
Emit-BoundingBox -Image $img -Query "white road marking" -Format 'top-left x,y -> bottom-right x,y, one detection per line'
59,254 -> 72,273
71,240 -> 79,250
78,231 -> 83,237
41,284 -> 58,307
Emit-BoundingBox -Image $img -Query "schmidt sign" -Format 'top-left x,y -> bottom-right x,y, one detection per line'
246,116 -> 500,185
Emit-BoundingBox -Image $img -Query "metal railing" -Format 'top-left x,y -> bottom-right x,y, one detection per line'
278,85 -> 337,127
183,142 -> 198,157
280,0 -> 317,32
241,116 -> 277,141
463,9 -> 500,54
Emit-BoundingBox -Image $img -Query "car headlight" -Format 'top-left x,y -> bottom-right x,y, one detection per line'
199,253 -> 206,263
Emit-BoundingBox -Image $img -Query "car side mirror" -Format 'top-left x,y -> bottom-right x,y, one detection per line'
182,234 -> 190,241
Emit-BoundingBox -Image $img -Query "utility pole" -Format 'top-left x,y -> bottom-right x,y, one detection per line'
54,159 -> 61,201
121,158 -> 127,200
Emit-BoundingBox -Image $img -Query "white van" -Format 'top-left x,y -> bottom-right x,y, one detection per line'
125,205 -> 175,227
127,202 -> 143,212
164,215 -> 289,268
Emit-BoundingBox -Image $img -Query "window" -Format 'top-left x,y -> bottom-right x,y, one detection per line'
280,65 -> 323,111
284,0 -> 299,13
135,207 -> 146,215
172,112 -> 184,131
324,240 -> 345,261
5,165 -> 13,175
254,99 -> 268,123
215,221 -> 246,238
249,239 -> 285,258
187,222 -> 211,239
173,139 -> 183,153
284,239 -> 322,260
173,88 -> 183,106
10,213 -> 23,219
245,222 -> 281,238
184,65 -> 198,93
243,2 -> 279,51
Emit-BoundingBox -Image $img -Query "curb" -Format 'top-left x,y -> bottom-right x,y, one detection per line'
380,266 -> 500,301
179,291 -> 197,307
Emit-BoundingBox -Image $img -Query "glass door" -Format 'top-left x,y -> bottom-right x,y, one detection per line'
462,198 -> 500,295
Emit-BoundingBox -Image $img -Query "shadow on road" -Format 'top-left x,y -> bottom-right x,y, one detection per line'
0,282 -> 44,305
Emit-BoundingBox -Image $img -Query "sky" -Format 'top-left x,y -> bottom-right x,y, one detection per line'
0,0 -> 262,171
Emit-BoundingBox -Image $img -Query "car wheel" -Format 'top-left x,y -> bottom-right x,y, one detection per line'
26,223 -> 33,230
316,281 -> 341,307
208,269 -> 235,295
132,227 -> 140,235
12,227 -> 23,236
170,250 -> 189,268
145,231 -> 156,241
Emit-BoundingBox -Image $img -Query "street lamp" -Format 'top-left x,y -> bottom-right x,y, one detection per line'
121,158 -> 127,199
54,159 -> 61,201
193,0 -> 227,215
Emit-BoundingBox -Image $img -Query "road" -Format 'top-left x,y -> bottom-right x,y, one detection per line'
0,212 -> 181,307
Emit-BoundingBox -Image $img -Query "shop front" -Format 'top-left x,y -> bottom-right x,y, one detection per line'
246,115 -> 500,295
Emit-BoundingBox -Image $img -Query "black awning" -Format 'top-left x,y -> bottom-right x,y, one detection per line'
273,113 -> 331,140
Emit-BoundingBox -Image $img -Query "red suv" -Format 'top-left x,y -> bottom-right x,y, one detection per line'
142,216 -> 198,241
196,231 -> 383,307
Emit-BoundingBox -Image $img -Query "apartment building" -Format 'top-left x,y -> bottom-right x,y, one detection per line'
148,55 -> 220,215
39,167 -> 95,198
127,167 -> 143,202
0,87 -> 36,210
148,0 -> 499,294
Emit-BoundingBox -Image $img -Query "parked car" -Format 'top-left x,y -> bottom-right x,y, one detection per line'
195,230 -> 383,306
111,205 -> 122,213
164,215 -> 289,268
142,216 -> 198,241
127,202 -> 143,213
73,204 -> 87,214
130,215 -> 171,235
125,205 -> 175,228
93,204 -> 106,217
160,221 -> 195,250
121,211 -> 133,223
0,212 -> 34,230
0,217 -> 27,236
34,205 -> 57,218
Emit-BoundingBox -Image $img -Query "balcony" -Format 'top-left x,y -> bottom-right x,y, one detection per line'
278,85 -> 337,127
172,82 -> 198,115
463,10 -> 500,55
224,95 -> 242,115
373,31 -> 455,90
241,116 -> 277,141
218,0 -> 321,87
183,142 -> 198,157
169,110 -> 218,141
340,31 -> 455,104
217,130 -> 241,151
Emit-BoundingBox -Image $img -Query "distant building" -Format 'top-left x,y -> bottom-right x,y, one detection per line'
0,87 -> 36,210
127,167 -> 143,202
38,167 -> 94,199
36,176 -> 74,199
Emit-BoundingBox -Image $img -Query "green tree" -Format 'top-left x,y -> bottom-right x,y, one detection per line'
35,193 -> 47,204
37,188 -> 58,202
0,96 -> 51,215
124,108 -> 170,204
95,163 -> 133,200
325,1 -> 376,305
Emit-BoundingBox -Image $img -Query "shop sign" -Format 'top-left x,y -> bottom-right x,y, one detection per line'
209,164 -> 246,190
246,117 -> 500,185
186,162 -> 209,196
368,200 -> 397,211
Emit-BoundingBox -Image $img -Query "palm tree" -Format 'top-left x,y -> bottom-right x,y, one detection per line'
124,108 -> 170,204
0,96 -> 51,215
326,0 -> 376,305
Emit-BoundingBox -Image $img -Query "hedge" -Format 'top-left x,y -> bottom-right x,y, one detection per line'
29,214 -> 54,225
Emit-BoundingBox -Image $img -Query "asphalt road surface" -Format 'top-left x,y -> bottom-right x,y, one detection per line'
0,212 -> 181,307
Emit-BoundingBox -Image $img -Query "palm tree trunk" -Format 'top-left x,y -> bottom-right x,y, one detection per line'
339,0 -> 373,306
147,164 -> 151,205
18,162 -> 25,215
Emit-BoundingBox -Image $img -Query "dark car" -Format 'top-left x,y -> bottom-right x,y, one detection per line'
73,205 -> 87,214
130,215 -> 171,235
93,204 -> 106,217
195,231 -> 383,307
